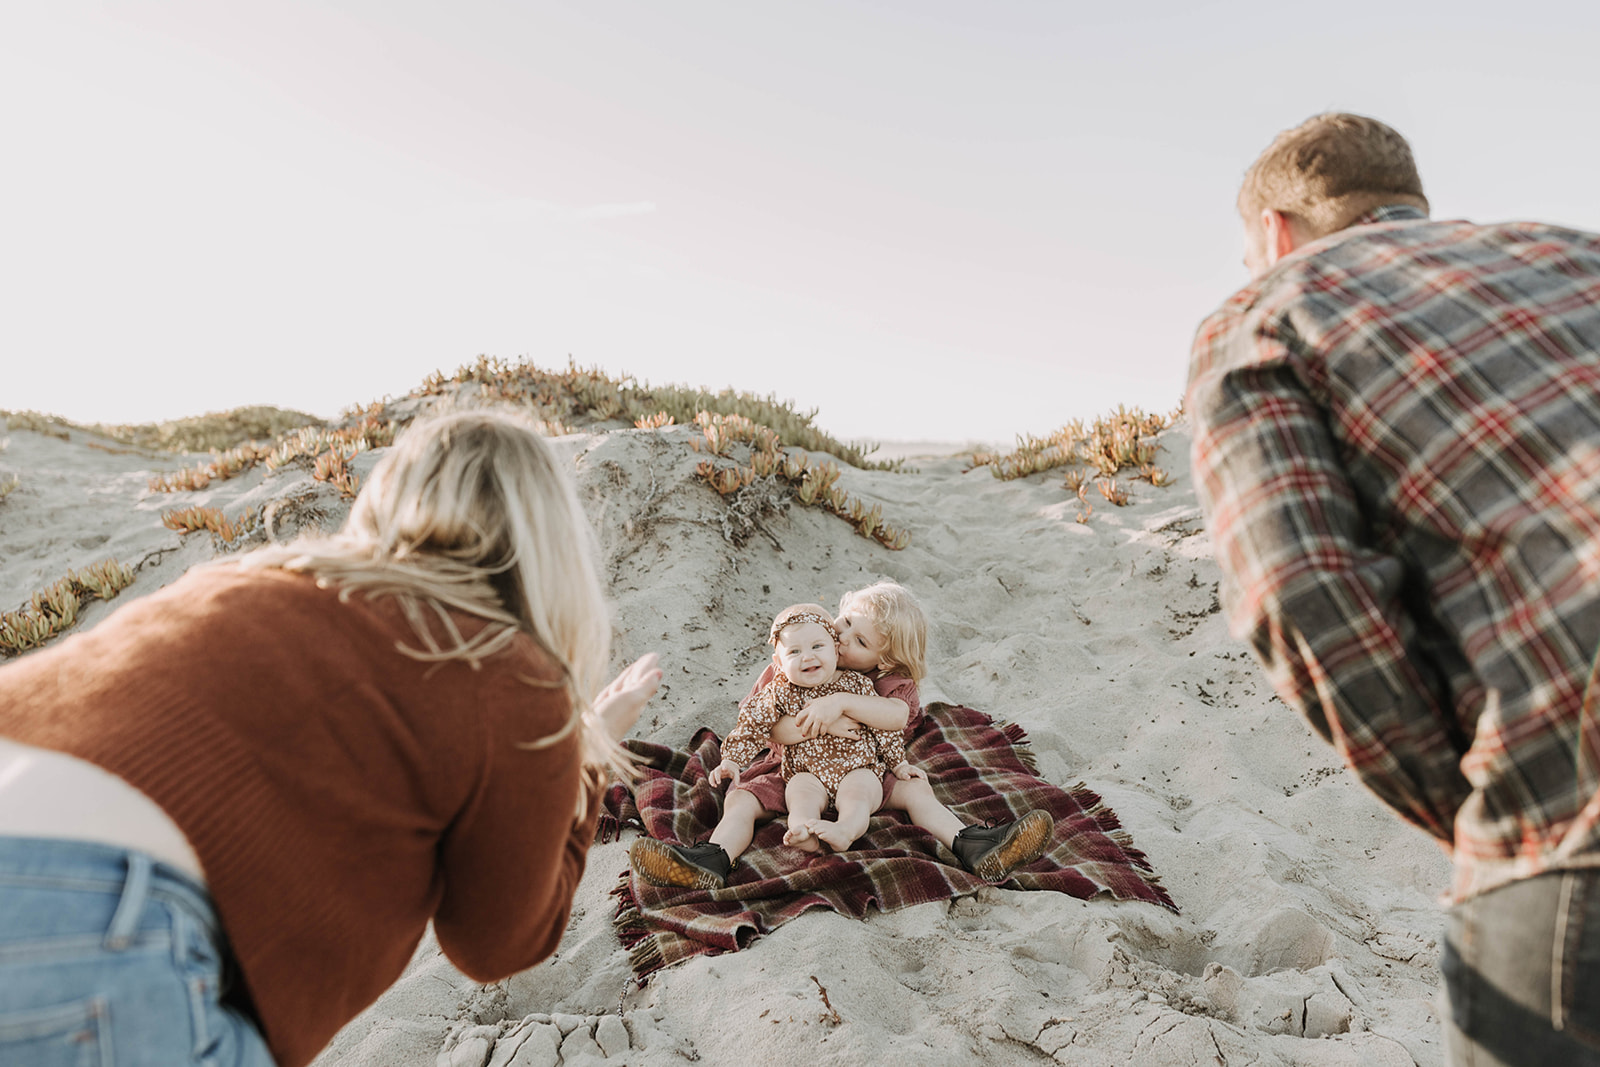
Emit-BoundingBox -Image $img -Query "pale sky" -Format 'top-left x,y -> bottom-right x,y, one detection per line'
5,2 -> 1598,445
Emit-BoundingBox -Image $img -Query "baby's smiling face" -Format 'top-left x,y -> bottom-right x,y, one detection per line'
773,620 -> 840,688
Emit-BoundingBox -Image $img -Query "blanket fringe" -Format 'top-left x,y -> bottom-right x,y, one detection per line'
595,812 -> 622,845
1072,784 -> 1123,837
628,938 -> 666,982
1067,783 -> 1177,910
608,872 -> 669,982
1000,721 -> 1029,746
609,873 -> 644,938
991,719 -> 1040,774
610,874 -> 667,979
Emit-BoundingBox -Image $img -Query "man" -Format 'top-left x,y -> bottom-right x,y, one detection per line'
1187,111 -> 1600,1065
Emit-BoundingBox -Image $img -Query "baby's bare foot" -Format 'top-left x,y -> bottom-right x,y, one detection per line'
783,821 -> 822,853
810,820 -> 859,852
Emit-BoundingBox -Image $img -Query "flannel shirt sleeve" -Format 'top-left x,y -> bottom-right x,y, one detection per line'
1187,303 -> 1472,844
721,683 -> 779,767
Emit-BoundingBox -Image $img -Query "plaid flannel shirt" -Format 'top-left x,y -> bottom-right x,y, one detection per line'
1188,204 -> 1600,902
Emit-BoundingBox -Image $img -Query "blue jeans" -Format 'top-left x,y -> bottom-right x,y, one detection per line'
0,837 -> 276,1066
1443,868 -> 1600,1066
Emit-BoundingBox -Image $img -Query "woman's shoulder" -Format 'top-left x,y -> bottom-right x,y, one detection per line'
62,564 -> 329,645
146,562 -> 347,618
168,564 -> 559,680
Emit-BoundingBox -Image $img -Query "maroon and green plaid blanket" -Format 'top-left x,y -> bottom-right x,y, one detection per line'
599,702 -> 1177,981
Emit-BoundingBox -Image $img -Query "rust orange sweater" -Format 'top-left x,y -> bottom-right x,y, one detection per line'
0,565 -> 602,1067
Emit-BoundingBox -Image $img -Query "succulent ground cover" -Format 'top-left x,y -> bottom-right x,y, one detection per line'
1,359 -> 1179,654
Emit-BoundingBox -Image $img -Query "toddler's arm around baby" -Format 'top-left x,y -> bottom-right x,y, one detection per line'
791,690 -> 910,739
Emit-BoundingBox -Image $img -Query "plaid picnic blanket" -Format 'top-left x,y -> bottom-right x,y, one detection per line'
599,702 -> 1177,981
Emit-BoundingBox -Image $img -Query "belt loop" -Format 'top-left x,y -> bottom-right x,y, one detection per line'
105,851 -> 153,951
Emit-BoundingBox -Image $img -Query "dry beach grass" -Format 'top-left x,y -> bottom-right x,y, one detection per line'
0,365 -> 1451,1065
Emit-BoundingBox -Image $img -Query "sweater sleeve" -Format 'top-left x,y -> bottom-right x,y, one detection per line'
431,674 -> 597,982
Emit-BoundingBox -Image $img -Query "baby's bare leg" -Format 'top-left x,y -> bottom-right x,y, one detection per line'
710,788 -> 777,863
810,768 -> 884,852
783,773 -> 827,852
882,775 -> 964,848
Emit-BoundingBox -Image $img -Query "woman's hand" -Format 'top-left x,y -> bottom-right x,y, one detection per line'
892,762 -> 926,782
707,759 -> 742,789
794,693 -> 846,738
592,654 -> 662,745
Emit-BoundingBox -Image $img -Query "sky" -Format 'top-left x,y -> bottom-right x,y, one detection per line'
5,2 -> 1599,446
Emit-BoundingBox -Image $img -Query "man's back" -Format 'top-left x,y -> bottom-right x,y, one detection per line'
1188,204 -> 1600,901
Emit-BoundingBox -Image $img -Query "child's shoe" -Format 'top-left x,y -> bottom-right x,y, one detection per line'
629,839 -> 733,890
951,810 -> 1055,881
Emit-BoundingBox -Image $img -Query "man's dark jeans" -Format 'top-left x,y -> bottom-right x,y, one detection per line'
1444,869 -> 1600,1065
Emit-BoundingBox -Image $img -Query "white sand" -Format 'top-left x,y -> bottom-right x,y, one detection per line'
0,413 -> 1450,1066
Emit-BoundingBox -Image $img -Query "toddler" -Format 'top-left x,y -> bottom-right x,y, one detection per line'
723,604 -> 914,852
630,582 -> 1054,890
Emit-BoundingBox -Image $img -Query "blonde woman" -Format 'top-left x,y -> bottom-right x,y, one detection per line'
0,410 -> 660,1067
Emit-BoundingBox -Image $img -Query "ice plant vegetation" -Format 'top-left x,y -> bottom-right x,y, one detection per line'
311,448 -> 362,500
0,410 -> 71,440
973,406 -> 1178,482
415,356 -> 902,470
148,442 -> 276,493
266,417 -> 398,473
160,506 -> 259,545
965,405 -> 1183,519
0,559 -> 136,657
90,406 -> 320,453
1097,478 -> 1131,507
3,358 -> 925,656
5,406 -> 320,453
692,424 -> 911,551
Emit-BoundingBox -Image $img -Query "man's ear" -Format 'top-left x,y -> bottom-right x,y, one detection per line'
1260,209 -> 1304,267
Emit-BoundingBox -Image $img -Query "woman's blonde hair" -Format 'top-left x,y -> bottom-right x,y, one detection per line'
839,581 -> 927,682
237,408 -> 624,807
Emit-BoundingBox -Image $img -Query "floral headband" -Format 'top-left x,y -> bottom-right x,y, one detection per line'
769,608 -> 839,646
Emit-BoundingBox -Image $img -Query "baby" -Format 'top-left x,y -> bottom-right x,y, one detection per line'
631,582 -> 1055,891
717,604 -> 916,854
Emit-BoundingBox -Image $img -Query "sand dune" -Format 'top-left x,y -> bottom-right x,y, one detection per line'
0,410 -> 1450,1066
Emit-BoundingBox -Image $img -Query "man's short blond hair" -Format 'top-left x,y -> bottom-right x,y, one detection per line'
839,582 -> 927,682
1239,112 -> 1429,238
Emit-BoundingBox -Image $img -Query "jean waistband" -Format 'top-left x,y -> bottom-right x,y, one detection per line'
0,835 -> 221,949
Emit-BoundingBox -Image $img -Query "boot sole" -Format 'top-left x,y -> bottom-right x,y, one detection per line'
629,838 -> 727,890
972,810 -> 1055,882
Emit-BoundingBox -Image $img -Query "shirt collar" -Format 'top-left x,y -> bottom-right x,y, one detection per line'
1350,203 -> 1428,227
